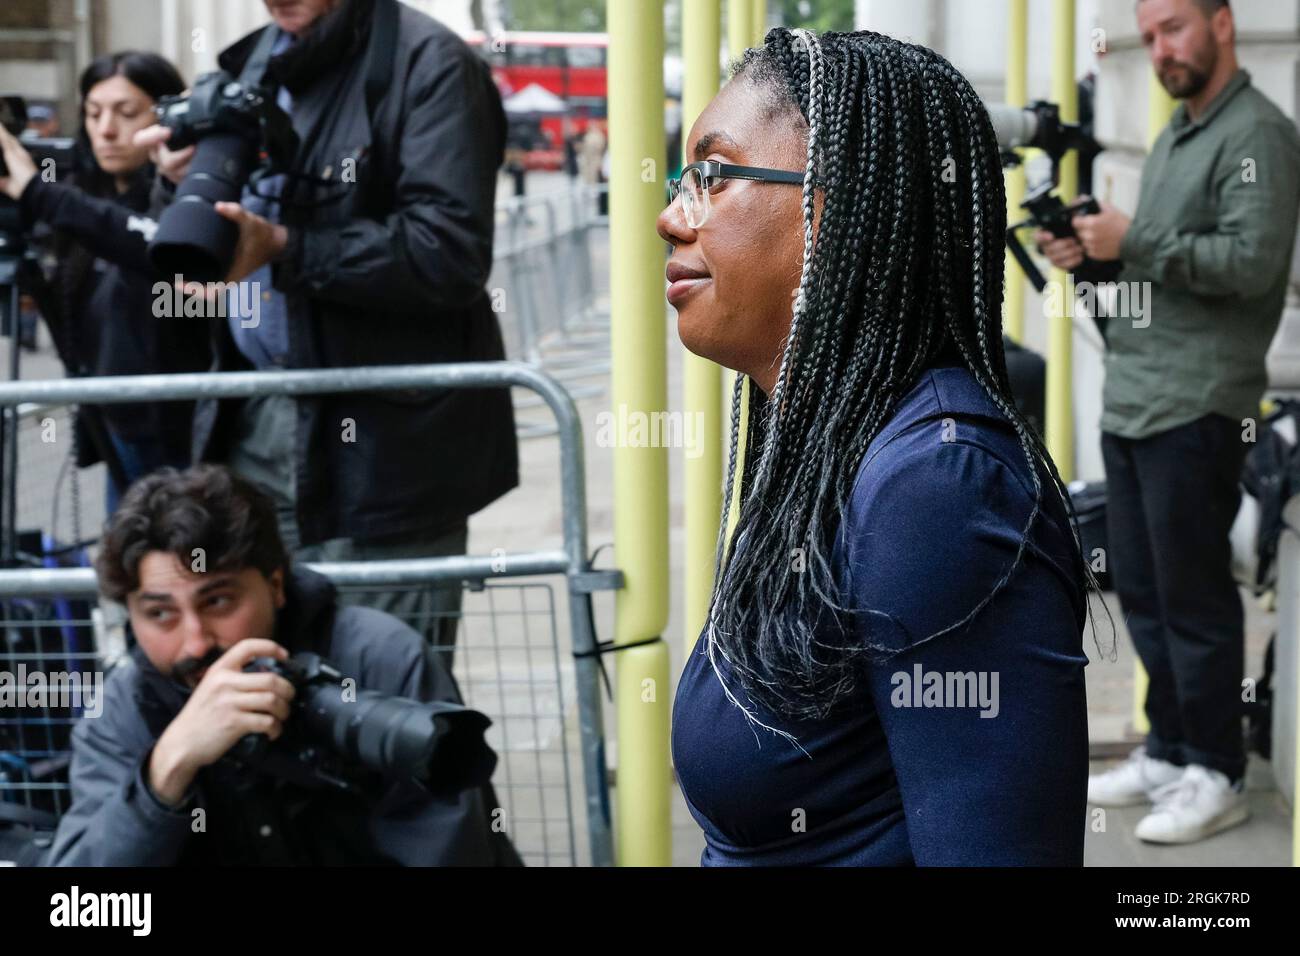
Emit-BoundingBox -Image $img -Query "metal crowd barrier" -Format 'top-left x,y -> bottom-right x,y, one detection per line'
0,363 -> 620,867
492,183 -> 611,439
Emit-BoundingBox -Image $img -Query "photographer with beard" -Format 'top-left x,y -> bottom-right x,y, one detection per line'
46,464 -> 521,866
1039,0 -> 1300,844
135,0 -> 518,667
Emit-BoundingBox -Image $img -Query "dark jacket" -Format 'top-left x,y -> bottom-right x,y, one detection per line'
20,171 -> 211,479
190,0 -> 518,545
45,564 -> 523,866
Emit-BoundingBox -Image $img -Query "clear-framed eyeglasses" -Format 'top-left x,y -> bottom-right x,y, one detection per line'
666,159 -> 807,229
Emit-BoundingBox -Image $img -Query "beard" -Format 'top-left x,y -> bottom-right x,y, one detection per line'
172,646 -> 223,687
1158,46 -> 1216,99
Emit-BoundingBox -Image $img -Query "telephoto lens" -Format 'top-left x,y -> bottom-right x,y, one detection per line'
236,653 -> 499,798
147,72 -> 297,283
301,683 -> 498,796
147,131 -> 256,282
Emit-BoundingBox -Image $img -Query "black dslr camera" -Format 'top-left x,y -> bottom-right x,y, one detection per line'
1005,182 -> 1100,292
148,71 -> 298,282
228,652 -> 498,798
0,96 -> 76,256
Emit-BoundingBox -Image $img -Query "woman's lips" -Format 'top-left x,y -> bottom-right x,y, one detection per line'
666,276 -> 711,307
665,261 -> 711,307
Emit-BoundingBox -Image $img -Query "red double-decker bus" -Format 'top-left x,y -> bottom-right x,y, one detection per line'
465,30 -> 608,170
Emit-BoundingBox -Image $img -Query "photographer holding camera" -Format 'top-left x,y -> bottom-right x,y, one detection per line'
0,52 -> 210,509
1039,0 -> 1300,844
46,464 -> 521,866
134,0 -> 518,666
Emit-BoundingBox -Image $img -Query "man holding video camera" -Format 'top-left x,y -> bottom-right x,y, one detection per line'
46,464 -> 521,866
1039,0 -> 1300,844
137,0 -> 518,666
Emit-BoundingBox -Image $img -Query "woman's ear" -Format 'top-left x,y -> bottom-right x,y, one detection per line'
270,567 -> 287,609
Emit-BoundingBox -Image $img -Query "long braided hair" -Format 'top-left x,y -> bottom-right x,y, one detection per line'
704,28 -> 1103,733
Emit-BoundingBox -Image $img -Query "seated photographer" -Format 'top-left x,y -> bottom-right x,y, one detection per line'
134,0 -> 518,667
0,52 -> 210,509
45,464 -> 521,866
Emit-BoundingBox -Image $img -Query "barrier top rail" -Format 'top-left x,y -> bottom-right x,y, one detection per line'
0,362 -> 604,596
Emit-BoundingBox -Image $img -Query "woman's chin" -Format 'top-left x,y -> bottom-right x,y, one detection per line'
676,312 -> 734,369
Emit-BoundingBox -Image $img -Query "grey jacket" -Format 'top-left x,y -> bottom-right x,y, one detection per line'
46,565 -> 522,866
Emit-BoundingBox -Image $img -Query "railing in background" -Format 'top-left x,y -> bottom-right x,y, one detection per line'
0,363 -> 620,867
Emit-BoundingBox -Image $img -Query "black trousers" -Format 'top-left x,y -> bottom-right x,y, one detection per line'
1101,413 -> 1249,782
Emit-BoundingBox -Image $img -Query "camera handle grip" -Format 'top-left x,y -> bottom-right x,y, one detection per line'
1006,220 -> 1048,293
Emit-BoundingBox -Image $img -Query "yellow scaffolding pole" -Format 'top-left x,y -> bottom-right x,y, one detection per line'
1002,0 -> 1028,343
722,0 -> 756,559
728,0 -> 753,68
682,0 -> 724,657
1131,67 -> 1178,742
1044,0 -> 1076,482
608,0 -> 671,867
752,0 -> 767,45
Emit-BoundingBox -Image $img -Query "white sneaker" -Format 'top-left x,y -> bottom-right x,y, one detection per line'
1134,765 -> 1250,844
1087,745 -> 1184,807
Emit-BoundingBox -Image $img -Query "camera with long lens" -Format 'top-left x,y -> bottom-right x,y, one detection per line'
148,71 -> 298,282
986,100 -> 1097,167
986,99 -> 1103,290
227,652 -> 498,798
0,96 -> 76,257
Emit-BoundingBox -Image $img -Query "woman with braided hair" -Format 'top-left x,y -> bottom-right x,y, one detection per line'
660,28 -> 1100,866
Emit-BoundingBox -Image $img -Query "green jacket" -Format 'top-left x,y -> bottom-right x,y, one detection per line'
1103,68 -> 1300,439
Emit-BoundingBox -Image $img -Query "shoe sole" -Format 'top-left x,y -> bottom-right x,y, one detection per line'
1087,792 -> 1152,808
1135,803 -> 1251,845
1087,783 -> 1182,808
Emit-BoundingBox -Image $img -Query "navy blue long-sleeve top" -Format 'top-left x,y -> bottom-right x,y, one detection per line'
671,362 -> 1090,865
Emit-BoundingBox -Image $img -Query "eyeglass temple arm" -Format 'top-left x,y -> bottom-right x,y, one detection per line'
714,162 -> 808,185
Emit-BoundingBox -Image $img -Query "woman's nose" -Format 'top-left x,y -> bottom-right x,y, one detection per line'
657,196 -> 695,247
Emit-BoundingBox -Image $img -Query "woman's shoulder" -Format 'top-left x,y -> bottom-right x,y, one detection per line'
852,367 -> 1041,508
836,366 -> 1080,646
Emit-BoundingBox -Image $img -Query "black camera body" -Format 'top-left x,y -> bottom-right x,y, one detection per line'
228,652 -> 498,798
0,96 -> 76,252
148,71 -> 298,282
154,72 -> 297,164
1005,182 -> 1101,293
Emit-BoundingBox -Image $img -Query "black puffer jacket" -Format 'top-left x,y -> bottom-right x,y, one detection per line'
190,0 -> 518,545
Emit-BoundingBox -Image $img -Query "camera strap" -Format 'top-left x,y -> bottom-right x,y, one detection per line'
238,23 -> 282,90
242,0 -> 397,208
364,0 -> 399,133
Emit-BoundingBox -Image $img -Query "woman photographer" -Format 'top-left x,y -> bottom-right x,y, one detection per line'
0,51 -> 208,511
661,29 -> 1101,865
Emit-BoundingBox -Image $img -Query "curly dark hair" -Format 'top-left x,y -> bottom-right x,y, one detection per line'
96,465 -> 289,602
